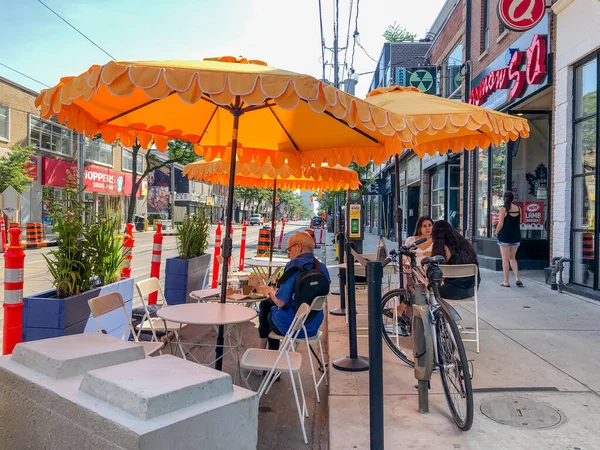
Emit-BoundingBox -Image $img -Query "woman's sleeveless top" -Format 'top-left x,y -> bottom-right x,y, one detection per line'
497,207 -> 521,244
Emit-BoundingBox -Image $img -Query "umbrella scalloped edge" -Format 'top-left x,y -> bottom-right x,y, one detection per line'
34,60 -> 418,157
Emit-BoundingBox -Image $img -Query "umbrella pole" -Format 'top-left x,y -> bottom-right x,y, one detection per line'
268,177 -> 277,279
394,153 -> 404,290
216,97 -> 242,371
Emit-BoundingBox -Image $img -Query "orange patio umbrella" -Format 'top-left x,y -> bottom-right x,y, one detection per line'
364,85 -> 530,241
35,57 -> 418,369
184,159 -> 360,259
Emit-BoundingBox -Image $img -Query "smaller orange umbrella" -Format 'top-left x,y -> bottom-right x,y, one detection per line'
184,159 -> 359,260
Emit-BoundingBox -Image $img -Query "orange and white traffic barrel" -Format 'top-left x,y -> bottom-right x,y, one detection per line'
3,228 -> 25,355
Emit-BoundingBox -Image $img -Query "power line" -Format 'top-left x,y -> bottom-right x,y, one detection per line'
36,0 -> 116,60
318,0 -> 327,81
349,0 -> 359,76
357,39 -> 379,63
0,62 -> 50,88
340,0 -> 354,85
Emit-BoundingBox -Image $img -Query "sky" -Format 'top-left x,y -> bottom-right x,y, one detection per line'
0,0 -> 446,99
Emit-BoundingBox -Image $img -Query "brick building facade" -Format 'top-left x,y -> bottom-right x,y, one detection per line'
0,76 -> 148,231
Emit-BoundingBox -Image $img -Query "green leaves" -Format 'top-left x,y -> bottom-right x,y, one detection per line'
0,144 -> 35,195
176,207 -> 210,260
383,22 -> 417,43
43,172 -> 125,298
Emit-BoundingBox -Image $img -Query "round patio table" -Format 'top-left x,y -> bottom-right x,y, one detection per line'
157,303 -> 258,384
246,258 -> 289,285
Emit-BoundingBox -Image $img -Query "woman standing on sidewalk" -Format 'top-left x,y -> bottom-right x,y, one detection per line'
494,191 -> 523,288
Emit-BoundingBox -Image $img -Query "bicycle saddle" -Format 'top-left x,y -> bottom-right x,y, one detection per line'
421,255 -> 446,265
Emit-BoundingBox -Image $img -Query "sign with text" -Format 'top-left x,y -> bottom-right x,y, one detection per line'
498,0 -> 546,32
348,204 -> 361,239
42,157 -> 138,196
469,16 -> 549,109
23,156 -> 38,181
520,201 -> 544,225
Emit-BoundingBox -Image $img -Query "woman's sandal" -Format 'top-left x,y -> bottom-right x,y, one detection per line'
500,282 -> 510,287
516,280 -> 524,287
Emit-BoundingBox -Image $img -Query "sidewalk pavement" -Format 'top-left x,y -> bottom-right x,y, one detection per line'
325,232 -> 600,449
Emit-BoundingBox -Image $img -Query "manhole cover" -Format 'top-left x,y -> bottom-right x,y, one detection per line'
481,397 -> 562,429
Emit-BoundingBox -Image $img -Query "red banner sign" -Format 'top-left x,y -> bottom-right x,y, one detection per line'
498,0 -> 546,32
42,157 -> 138,196
469,34 -> 547,106
520,201 -> 544,225
23,156 -> 38,181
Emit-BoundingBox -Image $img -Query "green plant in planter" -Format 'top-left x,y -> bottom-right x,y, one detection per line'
86,214 -> 125,286
42,172 -> 95,298
43,171 -> 126,298
176,208 -> 210,259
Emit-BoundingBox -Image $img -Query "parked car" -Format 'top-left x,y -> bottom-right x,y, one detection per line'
249,214 -> 262,225
311,216 -> 323,228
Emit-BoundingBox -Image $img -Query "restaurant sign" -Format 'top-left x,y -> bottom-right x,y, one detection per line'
469,34 -> 547,106
42,157 -> 138,196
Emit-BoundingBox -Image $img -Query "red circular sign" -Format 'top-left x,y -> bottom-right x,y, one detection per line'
498,0 -> 546,32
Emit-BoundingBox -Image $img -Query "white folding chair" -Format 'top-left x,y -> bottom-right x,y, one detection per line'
135,278 -> 187,357
87,292 -> 164,358
439,264 -> 480,353
269,295 -> 329,402
240,303 -> 312,445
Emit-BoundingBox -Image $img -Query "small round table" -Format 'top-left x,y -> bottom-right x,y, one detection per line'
246,258 -> 289,285
157,303 -> 258,383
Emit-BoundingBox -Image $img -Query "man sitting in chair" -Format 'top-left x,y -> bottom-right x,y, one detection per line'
258,231 -> 330,350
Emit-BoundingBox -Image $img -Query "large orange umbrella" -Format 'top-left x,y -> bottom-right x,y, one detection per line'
35,57 -> 417,369
364,85 -> 530,241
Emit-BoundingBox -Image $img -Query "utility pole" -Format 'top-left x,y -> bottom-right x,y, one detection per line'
333,0 -> 340,87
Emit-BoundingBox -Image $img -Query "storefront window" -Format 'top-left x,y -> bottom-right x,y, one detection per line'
448,165 -> 460,229
430,170 -> 445,221
512,116 -> 549,240
490,143 -> 507,236
476,148 -> 489,236
29,116 -> 72,156
85,138 -> 113,166
572,56 -> 598,288
123,149 -> 144,174
444,43 -> 463,100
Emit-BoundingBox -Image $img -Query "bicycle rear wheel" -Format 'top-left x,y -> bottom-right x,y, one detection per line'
435,305 -> 473,431
381,289 -> 414,367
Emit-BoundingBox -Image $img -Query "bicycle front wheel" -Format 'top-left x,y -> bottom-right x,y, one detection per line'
435,305 -> 474,431
381,289 -> 414,367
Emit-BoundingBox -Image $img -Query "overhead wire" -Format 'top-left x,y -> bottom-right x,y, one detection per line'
318,0 -> 327,81
36,0 -> 116,60
349,0 -> 359,78
0,62 -> 50,88
339,0 -> 354,87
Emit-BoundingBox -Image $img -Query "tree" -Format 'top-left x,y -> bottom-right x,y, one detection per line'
234,187 -> 271,219
383,22 -> 417,42
125,139 -> 198,224
0,144 -> 35,194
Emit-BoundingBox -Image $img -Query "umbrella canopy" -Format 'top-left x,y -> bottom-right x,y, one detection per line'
365,86 -> 530,157
35,57 -> 418,167
183,159 -> 360,191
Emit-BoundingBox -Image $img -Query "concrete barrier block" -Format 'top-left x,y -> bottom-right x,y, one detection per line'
80,354 -> 233,420
11,333 -> 144,379
0,333 -> 259,449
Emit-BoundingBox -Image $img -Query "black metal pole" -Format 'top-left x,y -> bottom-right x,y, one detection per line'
330,232 -> 346,314
395,154 -> 405,290
333,243 -> 369,371
268,177 -> 277,279
216,96 -> 242,371
367,260 -> 384,449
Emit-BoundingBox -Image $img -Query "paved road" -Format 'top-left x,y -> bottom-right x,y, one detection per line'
0,221 -> 311,331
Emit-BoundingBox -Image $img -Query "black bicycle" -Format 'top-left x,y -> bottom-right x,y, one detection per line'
381,240 -> 474,431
